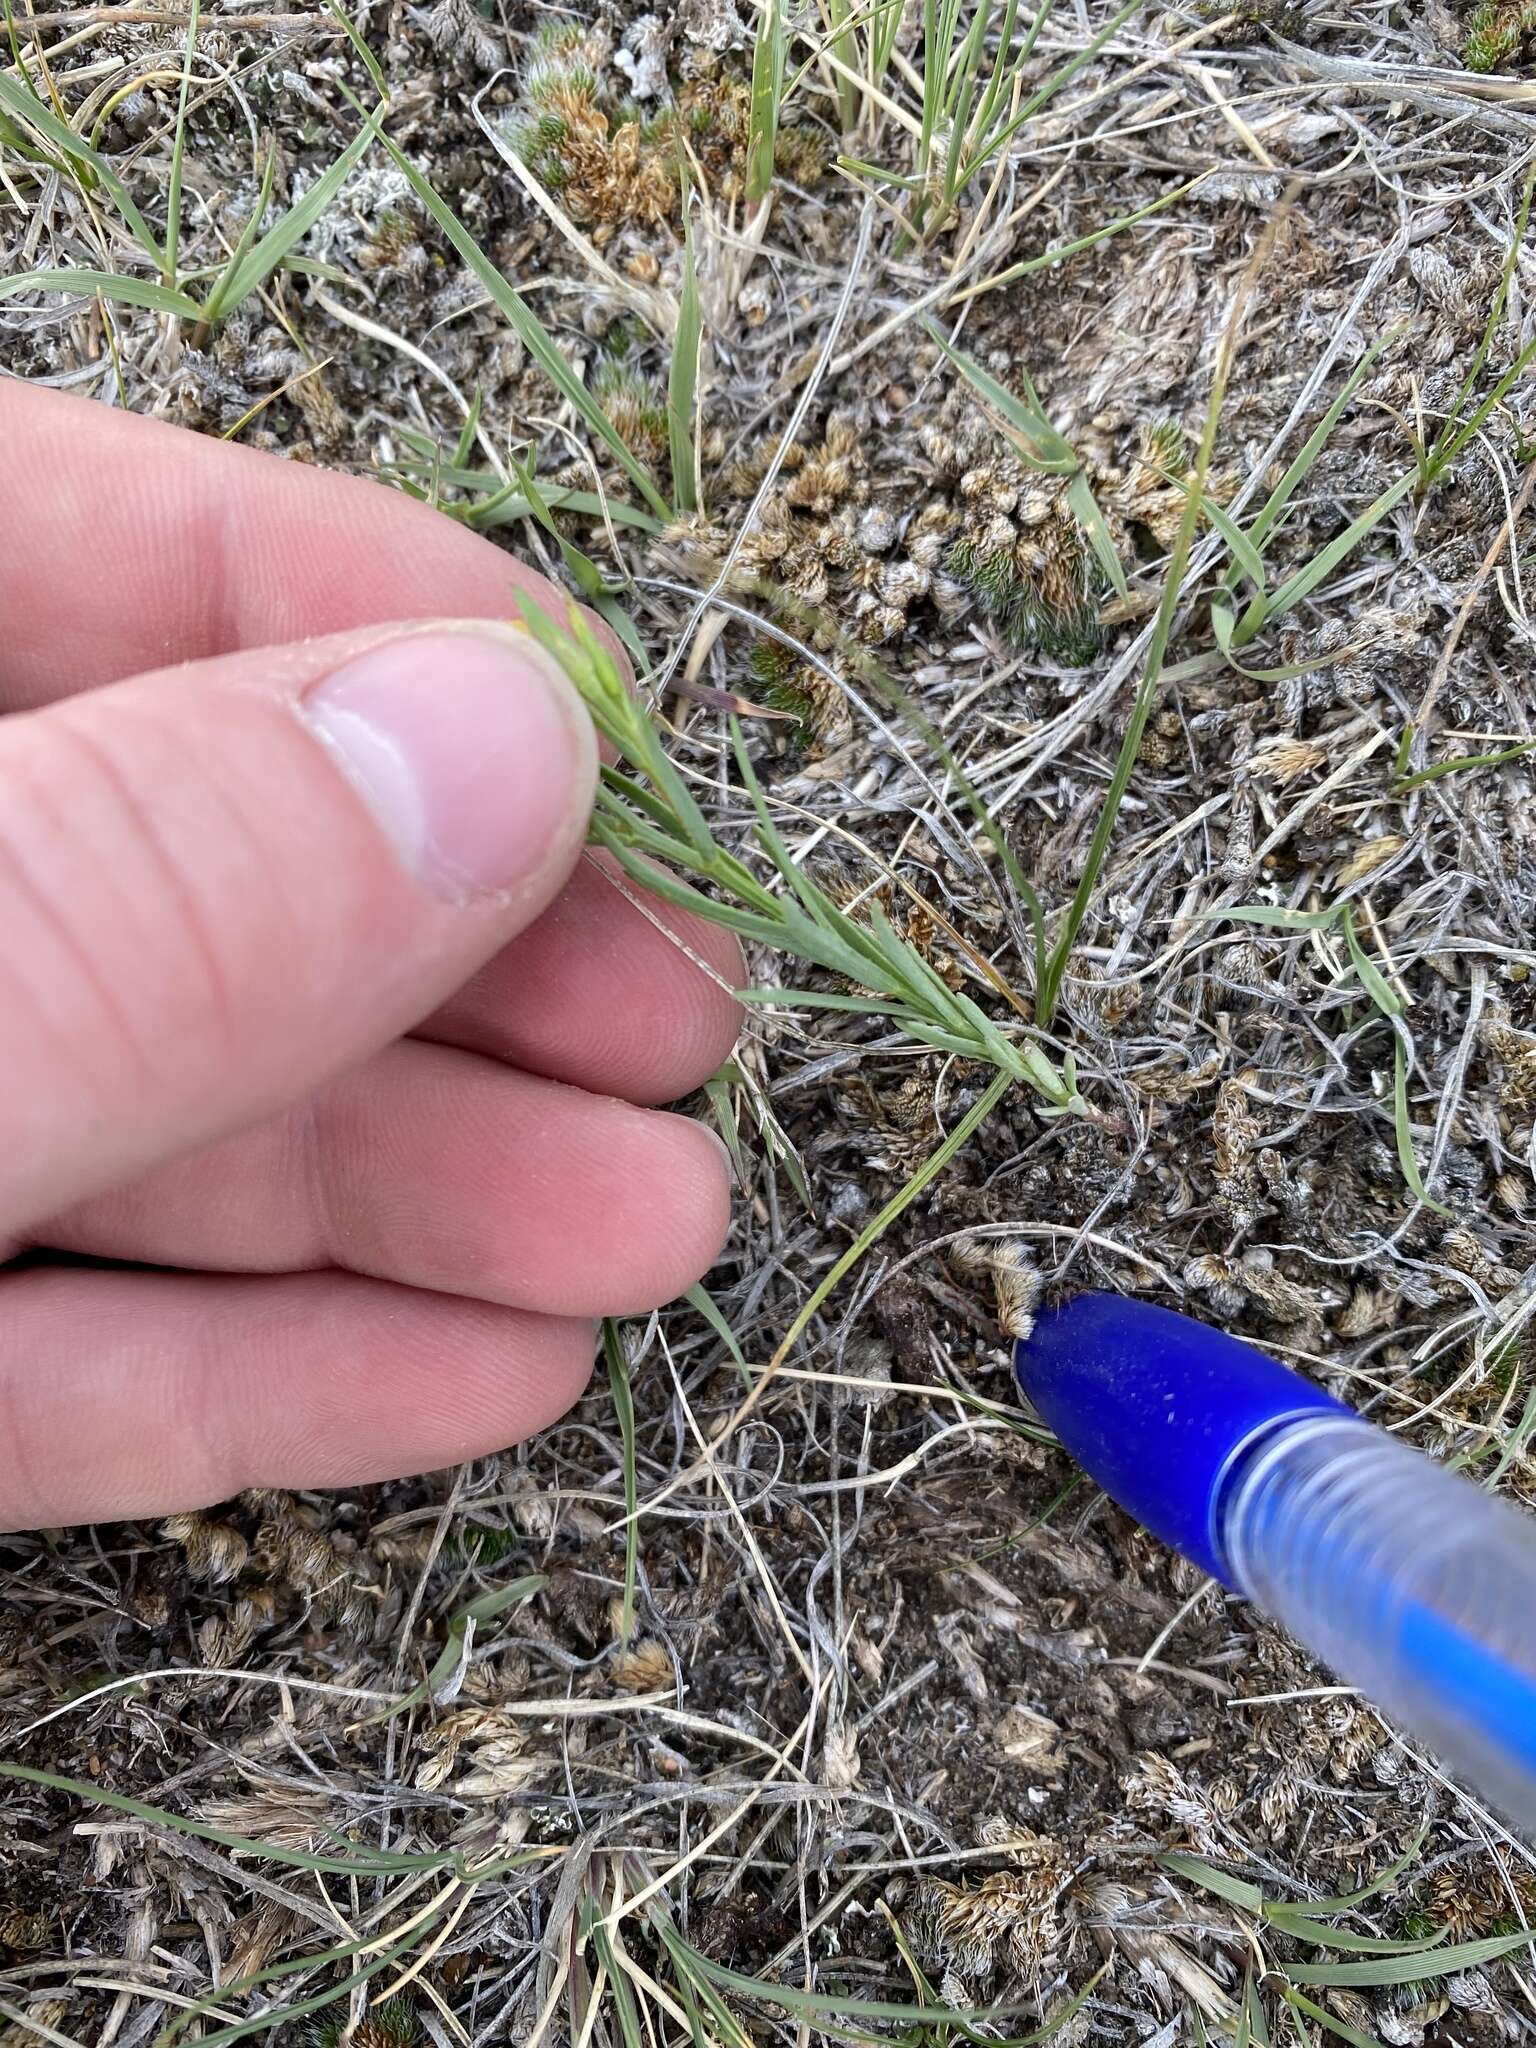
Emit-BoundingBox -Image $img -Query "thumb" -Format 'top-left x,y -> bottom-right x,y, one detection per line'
0,619 -> 597,1236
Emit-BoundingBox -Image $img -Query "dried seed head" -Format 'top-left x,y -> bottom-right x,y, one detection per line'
162,1511 -> 250,1585
1336,833 -> 1406,887
611,1639 -> 673,1692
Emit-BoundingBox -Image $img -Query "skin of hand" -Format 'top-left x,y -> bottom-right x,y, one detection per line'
0,380 -> 742,1532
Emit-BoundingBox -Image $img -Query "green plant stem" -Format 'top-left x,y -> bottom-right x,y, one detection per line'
163,0 -> 199,287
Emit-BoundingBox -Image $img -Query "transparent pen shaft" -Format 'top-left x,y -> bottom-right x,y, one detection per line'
1219,1415 -> 1536,1833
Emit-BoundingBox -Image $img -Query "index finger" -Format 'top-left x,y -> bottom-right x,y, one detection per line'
0,379 -> 620,705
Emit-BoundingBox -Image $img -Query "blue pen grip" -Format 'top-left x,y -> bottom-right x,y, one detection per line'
1218,1415 -> 1536,1830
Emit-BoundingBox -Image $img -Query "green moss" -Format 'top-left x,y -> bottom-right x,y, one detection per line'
946,535 -> 1102,664
1142,418 -> 1189,474
506,109 -> 570,186
749,642 -> 817,741
450,1524 -> 521,1566
310,1996 -> 422,2048
1462,0 -> 1536,68
1397,1911 -> 1440,1943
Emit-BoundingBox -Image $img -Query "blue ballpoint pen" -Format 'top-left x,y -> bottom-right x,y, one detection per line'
1014,1292 -> 1536,1835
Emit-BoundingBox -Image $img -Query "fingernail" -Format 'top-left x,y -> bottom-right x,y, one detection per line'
305,626 -> 594,902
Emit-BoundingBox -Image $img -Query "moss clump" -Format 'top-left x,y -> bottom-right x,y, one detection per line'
310,1996 -> 422,2048
503,29 -> 676,233
592,362 -> 667,465
502,35 -> 826,233
1462,0 -> 1536,68
947,518 -> 1101,664
748,642 -> 847,747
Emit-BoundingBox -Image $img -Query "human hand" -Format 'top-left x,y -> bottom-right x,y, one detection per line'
0,382 -> 740,1531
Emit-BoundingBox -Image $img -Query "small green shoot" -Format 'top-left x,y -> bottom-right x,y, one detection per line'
1202,180 -> 1536,661
0,72 -> 388,328
889,0 -> 1142,245
747,0 -> 785,214
366,1571 -> 547,1724
1417,167 -> 1536,492
369,113 -> 674,522
516,599 -> 1085,1114
1208,901 -> 1448,1214
1393,734 -> 1536,792
162,0 -> 199,287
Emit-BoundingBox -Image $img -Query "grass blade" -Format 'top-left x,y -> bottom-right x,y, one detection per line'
201,147 -> 277,319
371,118 -> 673,519
934,324 -> 1125,592
1065,468 -> 1129,598
0,267 -> 200,314
0,71 -> 165,268
957,174 -> 1206,299
208,98 -> 386,318
1392,1030 -> 1449,1217
0,1761 -> 483,1876
668,194 -> 702,514
685,1282 -> 749,1385
1242,471 -> 1417,642
1158,1853 -> 1264,1913
1338,906 -> 1402,1019
163,0 -> 199,285
927,325 -> 1075,471
747,0 -> 784,211
1241,332 -> 1398,559
1285,1926 -> 1536,1987
1278,1987 -> 1391,2048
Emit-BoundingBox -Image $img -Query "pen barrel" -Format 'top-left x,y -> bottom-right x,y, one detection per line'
1219,1414 -> 1536,1832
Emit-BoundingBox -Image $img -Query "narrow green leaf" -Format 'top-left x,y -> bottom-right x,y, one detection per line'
667,194 -> 702,514
202,148 -> 278,319
746,0 -> 784,208
1273,1824 -> 1429,1917
1278,1986 -> 1390,2048
371,119 -> 673,519
0,267 -> 201,315
0,70 -> 164,266
0,1762 -> 471,1876
453,385 -> 484,469
1426,167 -> 1534,478
927,324 -> 1076,472
1285,1926 -> 1536,1987
1203,904 -> 1342,931
1244,331 -> 1400,556
1339,906 -> 1402,1018
1065,468 -> 1129,597
1394,736 -> 1536,790
1392,1031 -> 1450,1217
164,0 -> 200,285
210,98 -> 386,316
735,986 -> 914,1016
372,1571 -> 547,1721
1265,1912 -> 1447,1957
321,0 -> 388,95
973,173 -> 1204,294
1159,1852 -> 1264,1914
974,0 -> 1143,163
1247,470 -> 1417,638
686,1282 -> 749,1385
